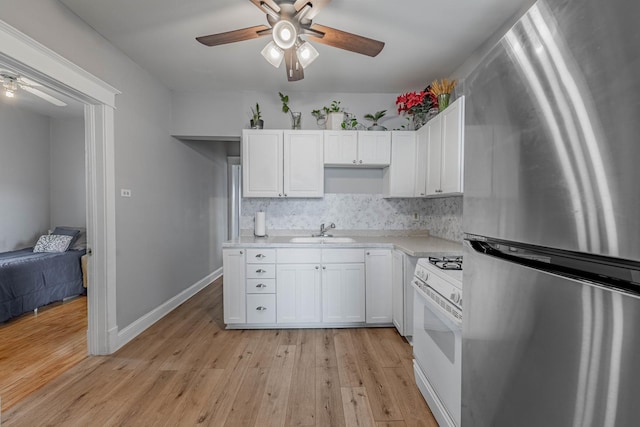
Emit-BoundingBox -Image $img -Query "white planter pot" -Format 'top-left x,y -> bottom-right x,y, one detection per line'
326,112 -> 345,130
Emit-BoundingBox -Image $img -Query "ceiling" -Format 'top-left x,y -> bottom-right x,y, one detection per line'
59,0 -> 533,93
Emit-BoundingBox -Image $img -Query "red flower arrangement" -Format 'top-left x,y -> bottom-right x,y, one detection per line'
395,86 -> 438,116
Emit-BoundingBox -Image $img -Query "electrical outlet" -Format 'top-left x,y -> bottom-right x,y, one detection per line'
120,189 -> 132,197
412,212 -> 419,221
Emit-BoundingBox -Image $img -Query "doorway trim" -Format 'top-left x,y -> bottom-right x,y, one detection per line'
0,20 -> 120,354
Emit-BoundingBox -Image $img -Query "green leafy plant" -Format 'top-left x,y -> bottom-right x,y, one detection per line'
250,103 -> 262,122
279,92 -> 293,118
328,100 -> 343,113
363,110 -> 387,125
341,116 -> 359,130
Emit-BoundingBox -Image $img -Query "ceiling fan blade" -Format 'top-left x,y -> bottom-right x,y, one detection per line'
294,0 -> 331,20
18,76 -> 42,87
21,86 -> 67,107
284,48 -> 304,81
196,25 -> 270,47
308,24 -> 384,57
249,0 -> 280,14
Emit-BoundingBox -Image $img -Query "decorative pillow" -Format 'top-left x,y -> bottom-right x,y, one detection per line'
71,230 -> 87,250
52,227 -> 81,247
33,235 -> 73,253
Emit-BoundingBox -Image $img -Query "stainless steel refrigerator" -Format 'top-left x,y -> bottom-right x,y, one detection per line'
463,0 -> 640,426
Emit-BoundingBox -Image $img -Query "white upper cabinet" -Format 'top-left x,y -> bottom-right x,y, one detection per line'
425,114 -> 443,195
324,131 -> 391,167
415,95 -> 465,196
440,96 -> 465,194
242,130 -> 283,198
243,129 -> 324,198
323,131 -> 358,165
283,130 -> 324,197
383,132 -> 417,198
357,131 -> 391,166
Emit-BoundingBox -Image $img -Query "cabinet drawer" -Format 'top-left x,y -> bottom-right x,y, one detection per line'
246,264 -> 276,279
322,249 -> 365,264
247,278 -> 276,294
277,248 -> 321,263
246,249 -> 276,264
246,294 -> 276,324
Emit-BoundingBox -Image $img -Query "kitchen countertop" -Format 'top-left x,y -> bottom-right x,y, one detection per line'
223,233 -> 463,258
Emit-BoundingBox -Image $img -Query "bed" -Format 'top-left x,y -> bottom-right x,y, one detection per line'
0,247 -> 86,323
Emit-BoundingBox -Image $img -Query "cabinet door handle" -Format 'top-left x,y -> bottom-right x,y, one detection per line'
256,306 -> 267,311
256,283 -> 267,288
284,194 -> 288,197
420,193 -> 425,196
239,250 -> 243,255
315,266 -> 319,270
255,254 -> 265,258
366,251 -> 370,255
359,160 -> 363,164
322,266 -> 326,270
256,269 -> 266,273
352,160 -> 356,164
279,193 -> 282,197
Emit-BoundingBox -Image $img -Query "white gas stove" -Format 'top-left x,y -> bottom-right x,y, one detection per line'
412,255 -> 463,427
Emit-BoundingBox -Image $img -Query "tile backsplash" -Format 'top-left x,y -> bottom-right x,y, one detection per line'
241,194 -> 463,241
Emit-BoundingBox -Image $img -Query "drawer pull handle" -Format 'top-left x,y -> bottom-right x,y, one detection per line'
256,306 -> 267,311
239,250 -> 243,254
255,254 -> 265,258
315,266 -> 319,270
256,269 -> 266,273
256,283 -> 267,288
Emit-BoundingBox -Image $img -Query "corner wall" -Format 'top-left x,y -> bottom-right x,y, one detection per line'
0,101 -> 51,251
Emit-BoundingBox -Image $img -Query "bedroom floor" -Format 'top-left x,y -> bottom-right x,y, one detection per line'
0,295 -> 87,411
3,278 -> 438,426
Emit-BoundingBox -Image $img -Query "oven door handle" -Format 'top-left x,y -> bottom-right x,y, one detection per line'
412,281 -> 462,330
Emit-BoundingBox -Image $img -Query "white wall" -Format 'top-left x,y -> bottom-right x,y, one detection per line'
172,90 -> 409,138
0,100 -> 51,251
1,0 -> 224,330
49,117 -> 85,229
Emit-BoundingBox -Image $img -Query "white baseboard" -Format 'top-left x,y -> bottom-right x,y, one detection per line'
111,267 -> 222,353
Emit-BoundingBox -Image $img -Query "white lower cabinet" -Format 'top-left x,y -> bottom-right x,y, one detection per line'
246,294 -> 276,324
366,249 -> 393,324
222,249 -> 246,324
322,263 -> 366,323
223,246 -> 393,327
392,250 -> 405,334
276,263 -> 321,323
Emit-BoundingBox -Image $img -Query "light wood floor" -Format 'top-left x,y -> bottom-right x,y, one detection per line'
3,278 -> 438,426
0,296 -> 87,412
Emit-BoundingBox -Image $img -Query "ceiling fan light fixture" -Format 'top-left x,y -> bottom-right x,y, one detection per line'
296,41 -> 319,68
261,41 -> 285,67
5,89 -> 15,98
272,20 -> 297,49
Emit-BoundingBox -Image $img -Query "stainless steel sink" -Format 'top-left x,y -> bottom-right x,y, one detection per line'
289,236 -> 356,243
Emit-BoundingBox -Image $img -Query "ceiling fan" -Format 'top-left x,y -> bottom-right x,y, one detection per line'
196,0 -> 385,82
1,72 -> 67,106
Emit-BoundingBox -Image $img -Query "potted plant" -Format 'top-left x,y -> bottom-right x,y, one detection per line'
325,100 -> 344,130
341,113 -> 360,130
279,92 -> 301,129
250,103 -> 263,129
396,87 -> 438,130
311,107 -> 329,128
363,110 -> 387,131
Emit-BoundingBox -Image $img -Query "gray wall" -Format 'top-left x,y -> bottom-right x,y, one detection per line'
0,100 -> 51,251
49,117 -> 85,229
172,90 -> 410,137
1,0 -> 225,330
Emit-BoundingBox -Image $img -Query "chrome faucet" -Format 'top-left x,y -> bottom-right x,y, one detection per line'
315,222 -> 335,237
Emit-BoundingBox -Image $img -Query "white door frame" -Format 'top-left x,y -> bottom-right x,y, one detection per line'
0,20 -> 120,354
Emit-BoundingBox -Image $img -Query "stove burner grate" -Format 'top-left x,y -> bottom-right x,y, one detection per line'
428,256 -> 463,270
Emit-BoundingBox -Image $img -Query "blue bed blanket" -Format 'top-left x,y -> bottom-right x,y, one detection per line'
0,248 -> 86,323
